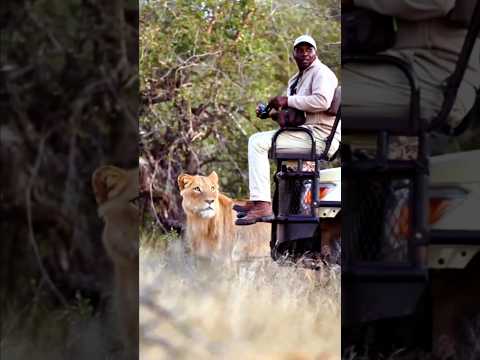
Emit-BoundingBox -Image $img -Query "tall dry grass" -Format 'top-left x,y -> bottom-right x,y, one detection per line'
140,232 -> 341,360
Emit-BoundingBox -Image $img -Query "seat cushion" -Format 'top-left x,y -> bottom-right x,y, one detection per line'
270,143 -> 339,160
342,62 -> 419,134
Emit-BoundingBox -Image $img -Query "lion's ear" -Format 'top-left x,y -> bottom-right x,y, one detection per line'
178,174 -> 193,191
92,166 -> 128,205
208,171 -> 218,184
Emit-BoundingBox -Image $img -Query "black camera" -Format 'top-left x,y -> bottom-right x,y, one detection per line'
257,102 -> 271,119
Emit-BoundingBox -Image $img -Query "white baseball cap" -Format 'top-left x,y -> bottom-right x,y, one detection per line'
293,35 -> 317,50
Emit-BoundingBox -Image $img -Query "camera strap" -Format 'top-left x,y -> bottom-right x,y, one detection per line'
429,0 -> 480,133
289,72 -> 303,95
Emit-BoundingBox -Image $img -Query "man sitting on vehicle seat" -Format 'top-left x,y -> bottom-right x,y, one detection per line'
235,34 -> 340,226
342,2 -> 480,358
342,0 -> 480,156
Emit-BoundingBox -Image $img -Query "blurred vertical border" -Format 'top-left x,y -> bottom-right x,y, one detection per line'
341,0 -> 480,358
1,0 -> 139,358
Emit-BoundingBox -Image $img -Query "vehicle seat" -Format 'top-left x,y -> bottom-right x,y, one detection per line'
269,86 -> 341,161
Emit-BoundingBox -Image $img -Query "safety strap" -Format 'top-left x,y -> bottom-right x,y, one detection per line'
429,0 -> 480,133
322,106 -> 341,159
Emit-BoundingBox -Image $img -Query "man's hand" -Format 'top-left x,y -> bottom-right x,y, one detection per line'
268,96 -> 288,111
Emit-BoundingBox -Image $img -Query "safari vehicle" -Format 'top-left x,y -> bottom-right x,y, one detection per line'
262,86 -> 342,267
341,0 -> 480,354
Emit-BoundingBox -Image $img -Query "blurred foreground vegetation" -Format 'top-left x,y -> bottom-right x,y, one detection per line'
2,0 -> 138,357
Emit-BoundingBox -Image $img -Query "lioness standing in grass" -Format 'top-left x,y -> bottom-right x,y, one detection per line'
92,165 -> 138,358
178,171 -> 270,259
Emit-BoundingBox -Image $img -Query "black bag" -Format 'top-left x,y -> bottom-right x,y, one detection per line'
273,72 -> 307,128
273,108 -> 306,128
273,87 -> 341,128
342,8 -> 396,55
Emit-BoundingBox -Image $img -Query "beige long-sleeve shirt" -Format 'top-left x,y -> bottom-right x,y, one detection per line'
350,0 -> 480,127
353,0 -> 480,87
286,58 -> 340,141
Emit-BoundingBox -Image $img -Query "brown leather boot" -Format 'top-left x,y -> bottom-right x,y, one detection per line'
235,201 -> 274,225
233,200 -> 255,213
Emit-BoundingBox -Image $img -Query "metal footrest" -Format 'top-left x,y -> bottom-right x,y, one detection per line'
277,171 -> 317,178
430,229 -> 480,245
343,159 -> 427,175
343,265 -> 428,282
269,215 -> 319,223
318,200 -> 341,208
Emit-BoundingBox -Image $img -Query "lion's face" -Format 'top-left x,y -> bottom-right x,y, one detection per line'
178,172 -> 220,219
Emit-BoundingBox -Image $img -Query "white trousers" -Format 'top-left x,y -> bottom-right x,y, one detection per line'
248,126 -> 337,202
